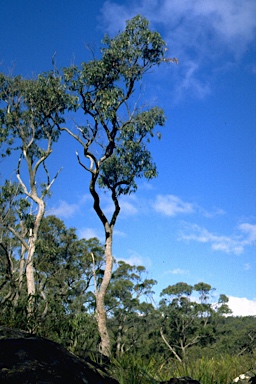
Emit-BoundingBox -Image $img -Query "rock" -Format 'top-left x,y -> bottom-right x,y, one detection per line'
0,326 -> 119,384
160,377 -> 201,384
232,370 -> 256,384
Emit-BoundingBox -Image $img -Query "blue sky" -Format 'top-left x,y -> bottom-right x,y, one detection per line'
1,0 -> 256,316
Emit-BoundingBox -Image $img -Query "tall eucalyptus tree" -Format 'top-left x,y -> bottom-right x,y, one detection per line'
57,15 -> 176,355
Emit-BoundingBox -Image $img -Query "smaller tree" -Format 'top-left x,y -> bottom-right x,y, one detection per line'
103,260 -> 157,356
159,282 -> 231,361
33,215 -> 105,351
0,214 -> 106,353
0,181 -> 27,307
0,71 -> 73,323
215,315 -> 256,356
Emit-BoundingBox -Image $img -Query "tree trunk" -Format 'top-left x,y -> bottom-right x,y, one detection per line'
95,226 -> 113,356
13,243 -> 26,307
26,231 -> 36,323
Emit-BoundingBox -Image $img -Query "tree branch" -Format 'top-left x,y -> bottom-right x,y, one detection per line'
160,327 -> 182,362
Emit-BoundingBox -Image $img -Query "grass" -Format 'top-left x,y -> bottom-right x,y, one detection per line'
110,353 -> 256,384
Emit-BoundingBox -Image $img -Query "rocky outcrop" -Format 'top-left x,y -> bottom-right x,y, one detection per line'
160,377 -> 201,384
233,370 -> 256,384
0,326 -> 204,384
0,326 -> 119,383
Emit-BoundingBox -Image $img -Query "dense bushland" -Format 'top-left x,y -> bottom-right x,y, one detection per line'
0,215 -> 255,383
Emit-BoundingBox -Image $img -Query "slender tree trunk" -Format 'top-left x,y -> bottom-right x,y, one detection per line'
96,292 -> 111,356
95,226 -> 113,356
23,199 -> 45,324
13,243 -> 26,307
116,317 -> 126,357
26,232 -> 36,318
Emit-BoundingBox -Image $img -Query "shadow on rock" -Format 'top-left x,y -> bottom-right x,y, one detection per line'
0,326 -> 119,384
160,377 -> 201,384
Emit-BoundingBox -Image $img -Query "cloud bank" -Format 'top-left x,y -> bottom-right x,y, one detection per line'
179,222 -> 256,255
101,0 -> 256,56
49,200 -> 79,218
228,296 -> 256,316
117,249 -> 152,268
153,194 -> 195,216
100,0 -> 256,99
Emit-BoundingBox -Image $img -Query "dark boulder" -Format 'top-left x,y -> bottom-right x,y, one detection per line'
160,377 -> 201,384
0,326 -> 119,384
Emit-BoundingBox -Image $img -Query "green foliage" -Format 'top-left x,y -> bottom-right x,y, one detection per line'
163,354 -> 256,384
0,71 -> 74,158
62,15 -> 167,199
110,353 -> 256,384
99,106 -> 165,195
0,215 -> 104,352
110,353 -> 160,384
161,282 -> 194,299
104,260 -> 157,357
159,282 -> 232,361
0,179 -> 29,224
0,213 -> 255,377
214,316 -> 256,356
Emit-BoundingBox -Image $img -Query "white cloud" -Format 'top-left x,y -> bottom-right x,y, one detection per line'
101,0 -> 256,54
113,229 -> 127,237
153,194 -> 195,216
78,226 -> 125,241
177,61 -> 211,100
49,200 -> 79,218
139,181 -> 155,191
80,193 -> 93,204
78,227 -> 103,241
120,198 -> 138,216
244,263 -> 251,271
228,296 -> 256,316
152,194 -> 225,218
200,207 -> 226,218
103,194 -> 139,217
179,222 -> 256,255
117,249 -> 152,268
100,0 -> 256,99
164,268 -> 189,275
239,223 -> 256,243
100,1 -> 132,34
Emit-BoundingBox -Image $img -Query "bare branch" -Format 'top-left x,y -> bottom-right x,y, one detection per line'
7,225 -> 29,251
43,161 -> 63,195
160,327 -> 182,362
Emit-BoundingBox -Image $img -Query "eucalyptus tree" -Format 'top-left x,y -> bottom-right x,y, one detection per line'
33,215 -> 105,351
215,316 -> 256,356
0,180 -> 30,308
0,72 -> 72,320
159,282 -> 231,361
57,15 -> 175,356
103,260 -> 157,356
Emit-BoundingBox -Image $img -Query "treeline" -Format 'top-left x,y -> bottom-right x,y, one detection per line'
0,16 -> 255,381
0,214 -> 255,362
